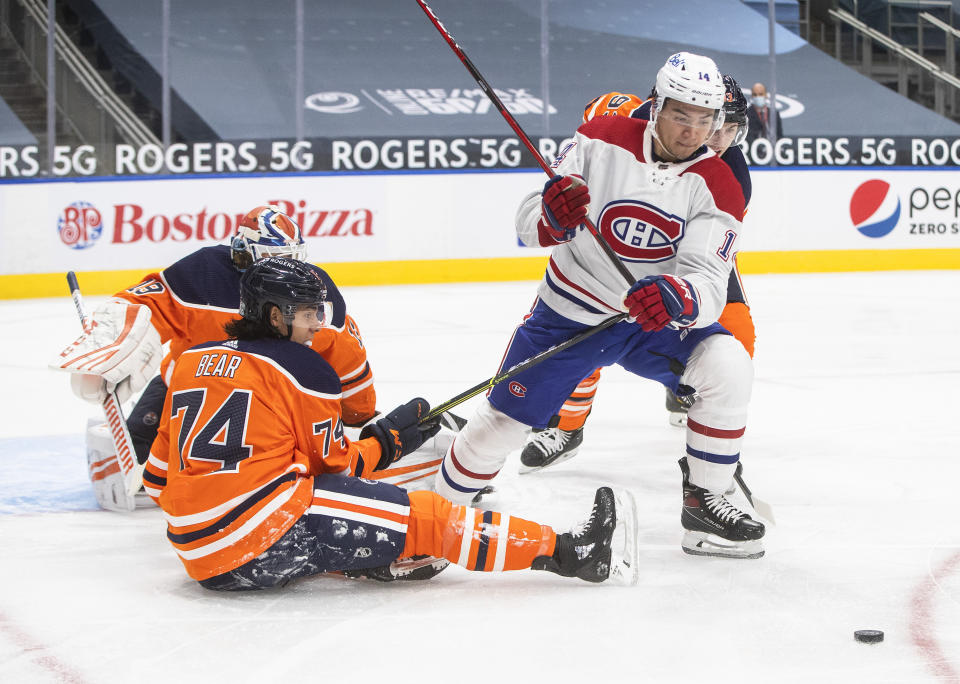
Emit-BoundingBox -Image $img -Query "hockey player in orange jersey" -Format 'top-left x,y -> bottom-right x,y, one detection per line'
521,75 -> 757,473
144,257 -> 639,589
54,205 -> 377,512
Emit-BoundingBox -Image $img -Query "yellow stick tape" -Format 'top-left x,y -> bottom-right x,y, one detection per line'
3,250 -> 960,300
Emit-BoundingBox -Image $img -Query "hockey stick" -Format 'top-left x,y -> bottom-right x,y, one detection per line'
66,272 -> 145,496
734,462 -> 775,525
414,0 -> 634,287
420,312 -> 627,425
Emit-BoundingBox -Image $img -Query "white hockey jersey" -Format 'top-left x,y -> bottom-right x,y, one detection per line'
516,116 -> 745,327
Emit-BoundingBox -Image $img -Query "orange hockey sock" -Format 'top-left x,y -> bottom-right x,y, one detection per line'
403,490 -> 556,571
556,367 -> 602,431
718,302 -> 756,358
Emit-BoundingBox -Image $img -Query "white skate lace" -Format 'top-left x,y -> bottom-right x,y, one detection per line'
531,427 -> 568,456
704,492 -> 746,524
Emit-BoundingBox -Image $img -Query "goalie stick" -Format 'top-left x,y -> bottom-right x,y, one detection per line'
66,271 -> 145,497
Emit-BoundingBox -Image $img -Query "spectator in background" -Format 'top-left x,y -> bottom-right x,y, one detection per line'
746,82 -> 782,143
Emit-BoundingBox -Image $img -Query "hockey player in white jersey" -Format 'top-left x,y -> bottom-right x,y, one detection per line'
433,52 -> 765,559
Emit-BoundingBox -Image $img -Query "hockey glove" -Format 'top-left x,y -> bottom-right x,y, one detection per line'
540,174 -> 590,244
51,299 -> 163,404
623,275 -> 699,332
360,397 -> 440,471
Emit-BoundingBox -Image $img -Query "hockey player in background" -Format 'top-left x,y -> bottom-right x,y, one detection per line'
54,205 -> 377,512
521,74 -> 756,472
144,257 -> 638,589
434,52 -> 766,559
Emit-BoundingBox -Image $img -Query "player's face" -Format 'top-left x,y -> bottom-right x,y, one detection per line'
654,100 -> 717,161
707,121 -> 740,155
287,305 -> 326,345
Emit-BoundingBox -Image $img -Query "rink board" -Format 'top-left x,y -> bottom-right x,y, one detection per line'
2,167 -> 960,298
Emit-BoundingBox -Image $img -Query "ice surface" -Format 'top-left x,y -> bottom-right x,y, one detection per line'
2,272 -> 959,683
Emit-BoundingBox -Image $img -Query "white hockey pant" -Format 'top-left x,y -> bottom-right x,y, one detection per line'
433,400 -> 529,504
682,333 -> 753,493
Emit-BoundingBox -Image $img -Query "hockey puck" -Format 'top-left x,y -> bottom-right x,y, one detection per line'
854,630 -> 884,643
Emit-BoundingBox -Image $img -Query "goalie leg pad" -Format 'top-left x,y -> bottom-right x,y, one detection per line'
86,420 -> 136,513
364,428 -> 455,492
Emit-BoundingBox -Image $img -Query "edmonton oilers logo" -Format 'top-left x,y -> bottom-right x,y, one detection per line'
57,201 -> 103,249
849,180 -> 900,238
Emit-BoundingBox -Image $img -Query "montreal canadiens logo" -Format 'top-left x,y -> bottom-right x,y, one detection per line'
508,381 -> 527,398
58,201 -> 103,250
598,200 -> 685,262
849,180 -> 900,238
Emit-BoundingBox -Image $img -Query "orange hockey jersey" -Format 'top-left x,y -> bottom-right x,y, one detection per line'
144,338 -> 384,581
582,92 -> 647,123
115,245 -> 375,424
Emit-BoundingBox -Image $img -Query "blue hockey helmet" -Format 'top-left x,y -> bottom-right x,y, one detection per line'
721,74 -> 749,146
238,257 -> 327,326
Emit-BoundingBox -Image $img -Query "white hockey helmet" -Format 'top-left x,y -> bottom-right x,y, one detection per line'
652,52 -> 726,135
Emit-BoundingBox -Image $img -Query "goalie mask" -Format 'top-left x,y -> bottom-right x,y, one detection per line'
231,205 -> 306,270
238,257 -> 328,330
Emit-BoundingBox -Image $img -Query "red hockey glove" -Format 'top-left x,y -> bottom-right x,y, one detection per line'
360,397 -> 440,470
540,174 -> 590,244
623,275 -> 699,332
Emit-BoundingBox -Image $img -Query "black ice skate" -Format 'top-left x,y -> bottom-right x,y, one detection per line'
345,555 -> 450,582
531,487 -> 639,585
679,457 -> 765,559
519,426 -> 584,474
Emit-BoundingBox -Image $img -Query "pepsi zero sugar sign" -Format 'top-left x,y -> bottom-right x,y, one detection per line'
737,170 -> 960,253
850,181 -> 901,239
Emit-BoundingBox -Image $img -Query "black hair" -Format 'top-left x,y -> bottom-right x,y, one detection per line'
223,305 -> 284,341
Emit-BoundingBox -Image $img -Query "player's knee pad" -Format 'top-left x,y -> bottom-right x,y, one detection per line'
457,400 -> 530,466
683,333 -> 753,415
435,401 -> 528,502
366,428 -> 455,492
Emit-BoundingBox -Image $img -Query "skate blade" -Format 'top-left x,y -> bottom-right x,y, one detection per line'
681,530 -> 764,560
470,485 -> 499,509
518,447 -> 581,475
390,556 -> 450,580
608,488 -> 640,586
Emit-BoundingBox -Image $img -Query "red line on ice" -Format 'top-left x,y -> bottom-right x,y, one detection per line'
0,610 -> 88,683
910,549 -> 960,682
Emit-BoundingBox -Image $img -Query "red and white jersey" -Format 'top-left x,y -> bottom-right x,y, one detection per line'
517,116 -> 745,327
